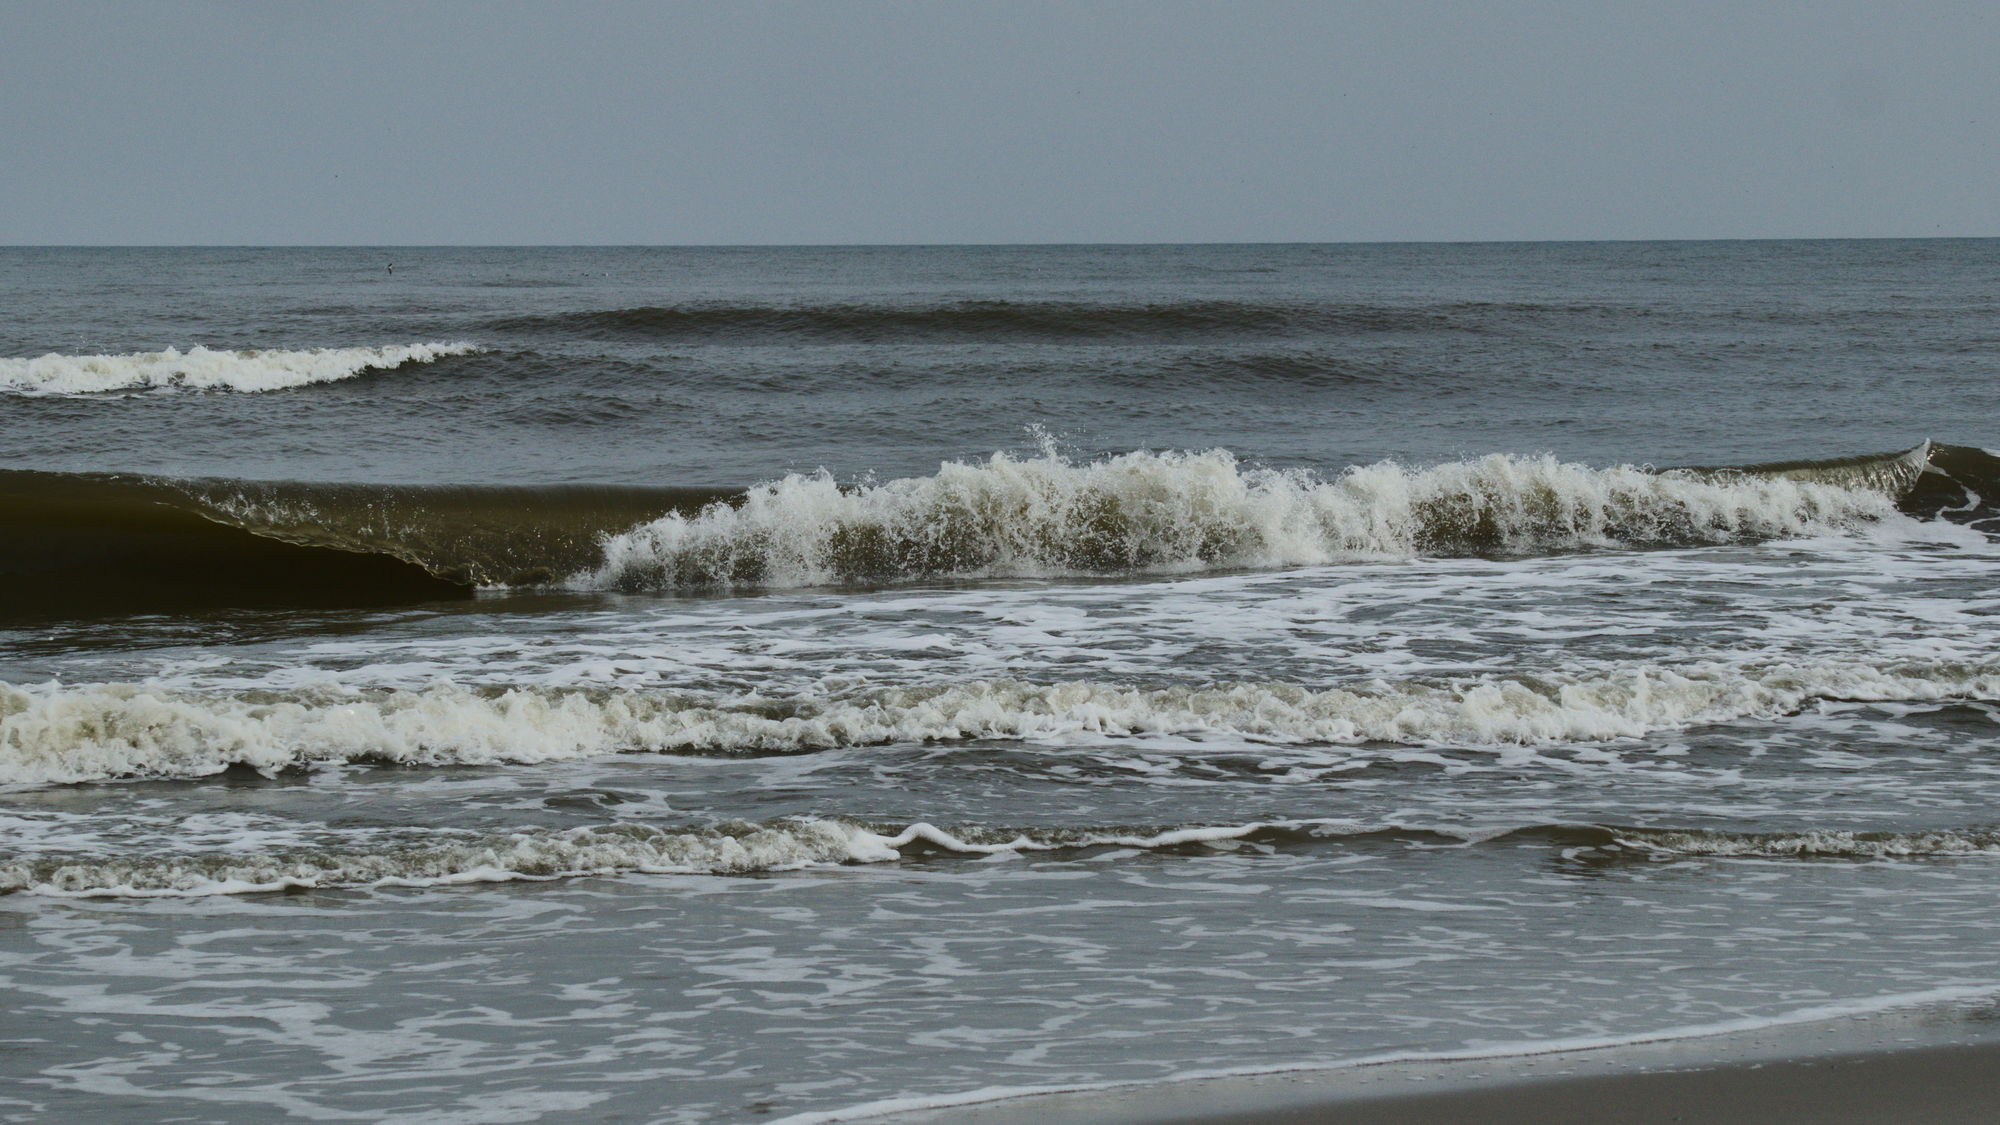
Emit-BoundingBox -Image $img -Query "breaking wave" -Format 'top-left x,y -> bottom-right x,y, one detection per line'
588,445 -> 1915,590
1,442 -> 1991,618
0,342 -> 481,395
6,658 -> 1998,787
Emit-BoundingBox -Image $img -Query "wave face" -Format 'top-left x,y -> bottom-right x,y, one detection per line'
0,342 -> 480,395
0,470 -> 724,618
6,659 -> 1997,787
1,442 -> 1990,619
589,446 -> 1907,590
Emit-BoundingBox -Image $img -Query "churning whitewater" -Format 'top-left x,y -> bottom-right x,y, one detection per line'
587,447 -> 1911,589
6,657 -> 1997,787
0,342 -> 481,395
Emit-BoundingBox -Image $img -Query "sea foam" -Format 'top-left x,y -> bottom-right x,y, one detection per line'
6,659 -> 1995,788
0,342 -> 481,395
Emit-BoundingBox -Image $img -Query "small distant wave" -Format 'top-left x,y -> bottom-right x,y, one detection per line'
0,342 -> 481,395
6,658 -> 1997,787
485,300 -> 1474,344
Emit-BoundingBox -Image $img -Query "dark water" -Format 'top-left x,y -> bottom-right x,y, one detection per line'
3,242 -> 2000,1124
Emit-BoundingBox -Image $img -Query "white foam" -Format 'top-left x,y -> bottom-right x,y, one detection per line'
5,658 -> 1995,788
0,342 -> 481,395
587,447 -> 1903,590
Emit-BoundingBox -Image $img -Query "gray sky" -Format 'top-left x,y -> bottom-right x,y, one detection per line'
3,1 -> 1996,244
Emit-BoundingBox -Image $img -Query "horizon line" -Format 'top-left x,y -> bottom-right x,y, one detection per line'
1,235 -> 1996,250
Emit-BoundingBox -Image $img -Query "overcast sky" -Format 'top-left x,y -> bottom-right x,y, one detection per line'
3,1 -> 1996,244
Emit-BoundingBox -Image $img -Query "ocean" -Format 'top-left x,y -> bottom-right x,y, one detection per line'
2,241 -> 1998,1124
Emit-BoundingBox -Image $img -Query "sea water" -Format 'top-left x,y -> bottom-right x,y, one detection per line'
3,241 -> 1999,1123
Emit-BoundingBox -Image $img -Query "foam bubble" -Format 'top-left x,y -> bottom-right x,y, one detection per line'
0,342 -> 481,395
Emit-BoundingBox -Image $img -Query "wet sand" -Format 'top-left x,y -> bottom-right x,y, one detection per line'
1192,1041 -> 2000,1124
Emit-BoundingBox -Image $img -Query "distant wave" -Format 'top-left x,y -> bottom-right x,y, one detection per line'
0,442 -> 1990,618
485,300 -> 1478,344
487,297 -> 1965,348
10,813 -> 2000,897
5,658 -> 1996,787
0,342 -> 481,395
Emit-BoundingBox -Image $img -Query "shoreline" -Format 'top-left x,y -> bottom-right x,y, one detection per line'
860,997 -> 2000,1125
1187,1042 -> 2000,1124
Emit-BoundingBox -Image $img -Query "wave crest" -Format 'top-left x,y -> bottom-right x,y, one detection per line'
0,342 -> 481,395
